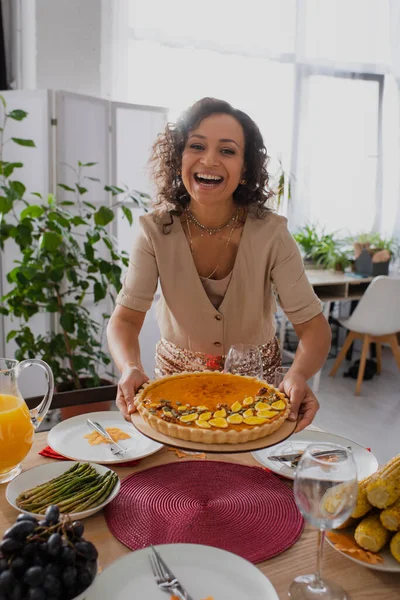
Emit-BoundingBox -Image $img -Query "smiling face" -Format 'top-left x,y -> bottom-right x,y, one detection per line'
181,113 -> 245,209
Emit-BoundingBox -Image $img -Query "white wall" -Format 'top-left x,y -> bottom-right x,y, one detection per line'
35,0 -> 102,96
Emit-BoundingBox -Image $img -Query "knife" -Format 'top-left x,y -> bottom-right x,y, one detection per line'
86,419 -> 127,455
268,448 -> 348,463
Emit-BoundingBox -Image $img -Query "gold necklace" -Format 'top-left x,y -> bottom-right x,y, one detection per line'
185,209 -> 238,279
187,207 -> 239,236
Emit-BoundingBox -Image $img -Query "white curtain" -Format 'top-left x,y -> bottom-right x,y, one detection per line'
103,0 -> 399,238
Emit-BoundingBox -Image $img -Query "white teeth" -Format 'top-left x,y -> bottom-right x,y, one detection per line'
196,173 -> 223,181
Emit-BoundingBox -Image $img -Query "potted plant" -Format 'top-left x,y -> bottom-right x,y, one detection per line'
0,97 -> 150,416
293,224 -> 351,272
351,232 -> 399,276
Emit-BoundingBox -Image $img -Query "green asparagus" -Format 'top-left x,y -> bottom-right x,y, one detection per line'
16,463 -> 118,514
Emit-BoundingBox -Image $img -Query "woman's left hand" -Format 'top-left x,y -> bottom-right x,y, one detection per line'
279,372 -> 319,432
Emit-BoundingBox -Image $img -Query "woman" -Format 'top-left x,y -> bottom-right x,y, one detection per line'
107,98 -> 331,432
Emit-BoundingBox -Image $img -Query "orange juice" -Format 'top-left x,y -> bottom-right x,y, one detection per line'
0,393 -> 34,474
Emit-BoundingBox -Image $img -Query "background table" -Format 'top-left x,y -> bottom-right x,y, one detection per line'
1,433 -> 399,600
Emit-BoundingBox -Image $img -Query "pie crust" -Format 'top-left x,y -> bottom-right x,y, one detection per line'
134,370 -> 291,444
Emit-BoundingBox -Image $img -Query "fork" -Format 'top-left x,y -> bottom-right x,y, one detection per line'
149,545 -> 193,600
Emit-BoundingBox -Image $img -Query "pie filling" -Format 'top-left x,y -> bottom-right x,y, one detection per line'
137,372 -> 288,431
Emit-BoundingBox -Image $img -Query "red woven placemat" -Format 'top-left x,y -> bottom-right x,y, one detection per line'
104,460 -> 304,563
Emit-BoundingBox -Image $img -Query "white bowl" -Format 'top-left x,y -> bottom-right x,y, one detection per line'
6,461 -> 120,520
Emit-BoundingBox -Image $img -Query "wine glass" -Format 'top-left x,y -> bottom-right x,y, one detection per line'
273,366 -> 291,388
224,344 -> 263,379
289,443 -> 358,600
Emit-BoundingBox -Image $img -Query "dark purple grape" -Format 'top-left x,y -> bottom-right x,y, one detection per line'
9,581 -> 22,600
78,567 -> 94,589
0,569 -> 14,592
22,542 -> 38,561
0,538 -> 22,556
61,546 -> 75,565
4,521 -> 36,541
44,563 -> 61,578
24,565 -> 44,587
9,557 -> 26,576
0,560 -> 7,574
43,573 -> 62,597
87,559 -> 97,578
28,588 -> 45,600
38,520 -> 47,528
16,514 -> 38,524
74,541 -> 98,561
70,522 -> 84,539
45,506 -> 60,526
47,533 -> 62,557
62,565 -> 77,589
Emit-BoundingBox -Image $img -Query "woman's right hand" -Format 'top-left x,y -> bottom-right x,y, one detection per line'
115,363 -> 149,421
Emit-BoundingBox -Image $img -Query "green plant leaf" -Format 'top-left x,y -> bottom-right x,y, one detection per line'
76,185 -> 88,195
9,181 -> 26,198
39,231 -> 63,251
104,185 -> 124,196
11,138 -> 36,148
8,109 -> 28,121
71,216 -> 86,226
2,162 -> 23,178
6,330 -> 17,342
83,201 -> 96,210
86,177 -> 100,182
49,212 -> 70,228
121,205 -> 133,225
79,162 -> 97,167
20,205 -> 44,220
58,183 -> 75,192
94,206 -> 114,226
60,313 -> 75,333
60,201 -> 75,206
32,192 -> 42,198
0,95 -> 6,108
0,196 -> 13,214
94,281 -> 107,302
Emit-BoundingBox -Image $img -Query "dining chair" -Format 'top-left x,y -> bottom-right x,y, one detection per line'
329,276 -> 400,395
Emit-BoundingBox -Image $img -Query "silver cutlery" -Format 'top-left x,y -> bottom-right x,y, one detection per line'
149,545 -> 193,600
269,447 -> 350,467
86,419 -> 126,457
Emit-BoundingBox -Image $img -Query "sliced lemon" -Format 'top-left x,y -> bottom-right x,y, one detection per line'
227,414 -> 243,424
209,417 -> 228,428
198,411 -> 212,421
179,413 -> 198,423
230,401 -> 242,413
195,419 -> 211,428
244,416 -> 268,426
255,401 -> 270,411
256,409 -> 278,419
213,408 -> 226,418
162,411 -> 173,417
243,408 -> 254,418
197,405 -> 209,412
243,396 -> 254,406
177,405 -> 188,412
270,400 -> 286,411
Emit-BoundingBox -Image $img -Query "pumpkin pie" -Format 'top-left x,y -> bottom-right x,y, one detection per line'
134,370 -> 290,444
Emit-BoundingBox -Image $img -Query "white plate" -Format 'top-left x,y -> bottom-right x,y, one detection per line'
86,543 -> 279,600
326,528 -> 400,573
6,461 -> 120,521
47,411 -> 163,464
251,430 -> 379,480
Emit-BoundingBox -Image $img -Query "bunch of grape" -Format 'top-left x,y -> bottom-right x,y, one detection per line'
0,505 -> 98,600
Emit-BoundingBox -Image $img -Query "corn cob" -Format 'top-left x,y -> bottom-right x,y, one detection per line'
380,498 -> 400,532
351,477 -> 373,519
366,454 -> 400,509
390,531 -> 400,563
354,514 -> 391,553
336,516 -> 359,530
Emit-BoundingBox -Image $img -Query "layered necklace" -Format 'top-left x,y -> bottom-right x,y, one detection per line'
185,207 -> 239,280
186,207 -> 239,236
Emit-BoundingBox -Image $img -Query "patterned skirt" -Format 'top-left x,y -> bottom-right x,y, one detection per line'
154,337 -> 281,384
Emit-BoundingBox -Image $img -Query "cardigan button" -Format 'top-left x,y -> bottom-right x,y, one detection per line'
213,341 -> 222,347
215,315 -> 222,321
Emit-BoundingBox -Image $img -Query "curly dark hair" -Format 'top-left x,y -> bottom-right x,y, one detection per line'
150,97 -> 274,232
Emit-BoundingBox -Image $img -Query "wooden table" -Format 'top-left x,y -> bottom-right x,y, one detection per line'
1,433 -> 399,600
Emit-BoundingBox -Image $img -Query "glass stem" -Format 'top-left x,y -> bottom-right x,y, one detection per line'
315,529 -> 326,588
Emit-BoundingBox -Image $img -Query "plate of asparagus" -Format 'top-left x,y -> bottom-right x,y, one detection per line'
6,461 -> 120,520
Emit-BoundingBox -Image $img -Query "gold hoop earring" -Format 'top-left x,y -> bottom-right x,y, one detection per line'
240,179 -> 247,185
177,170 -> 181,176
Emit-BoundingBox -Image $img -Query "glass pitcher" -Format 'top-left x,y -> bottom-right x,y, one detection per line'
0,358 -> 54,484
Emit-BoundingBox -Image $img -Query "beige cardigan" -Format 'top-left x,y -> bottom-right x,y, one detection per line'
116,211 -> 322,356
